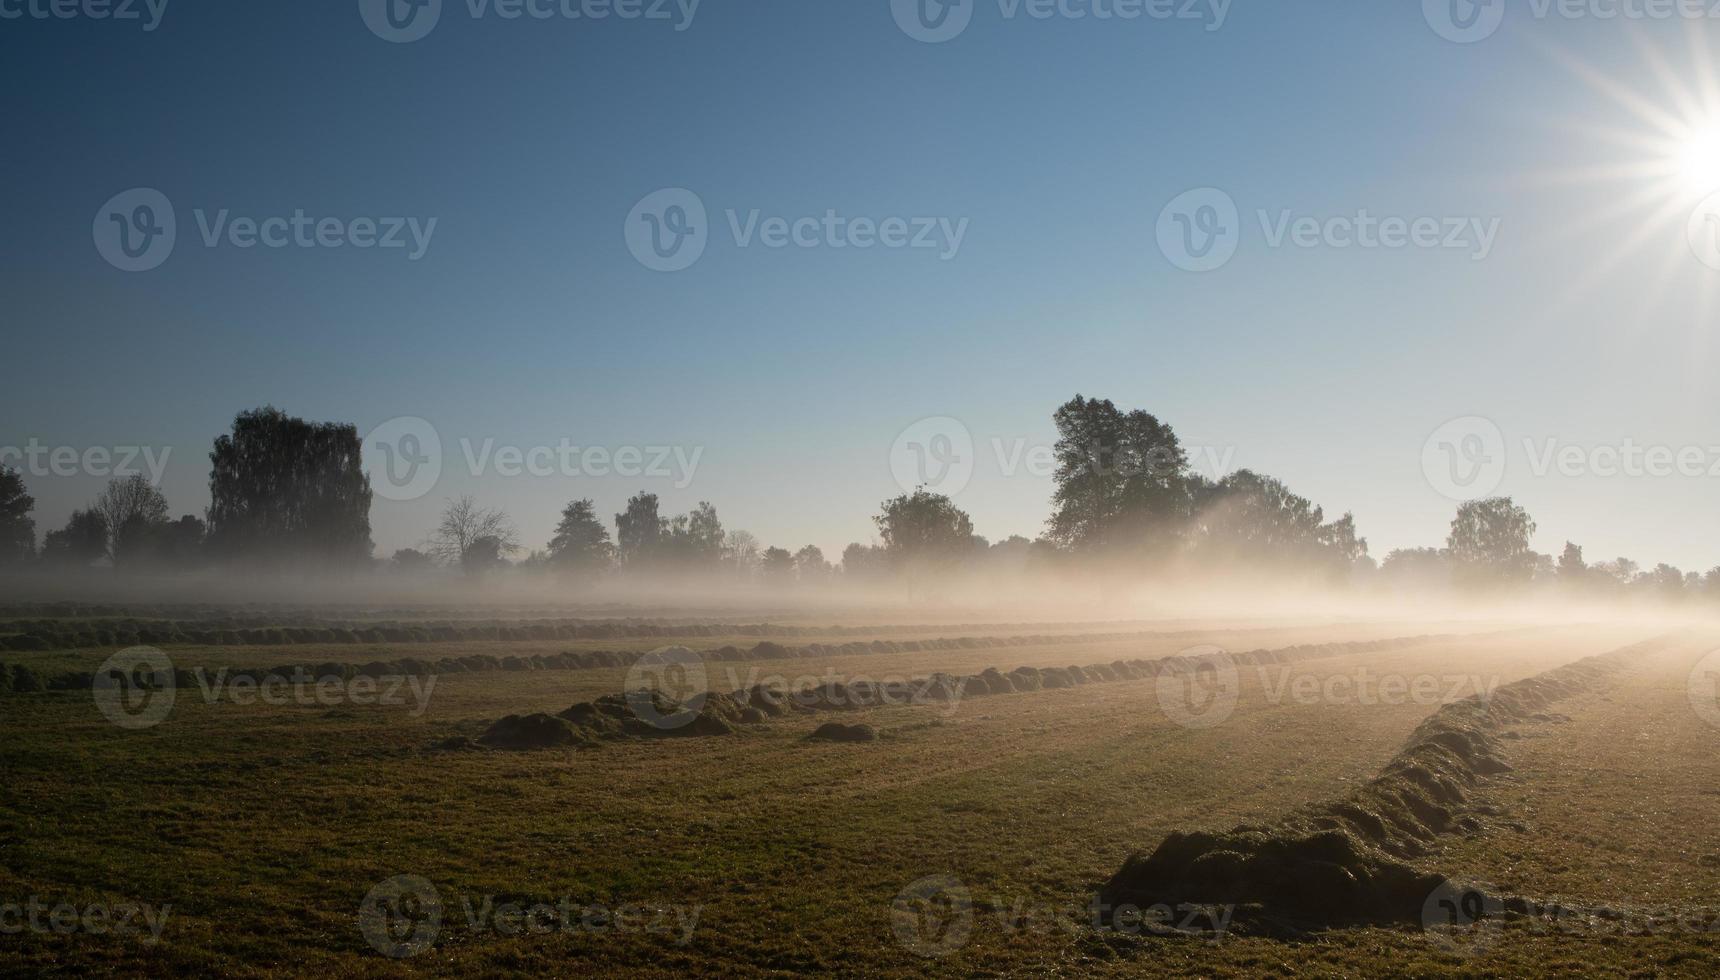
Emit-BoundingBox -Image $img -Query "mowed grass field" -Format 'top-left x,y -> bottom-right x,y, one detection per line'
1,618 -> 1715,977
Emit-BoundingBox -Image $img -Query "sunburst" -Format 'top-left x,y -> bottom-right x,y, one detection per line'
1512,25 -> 1720,341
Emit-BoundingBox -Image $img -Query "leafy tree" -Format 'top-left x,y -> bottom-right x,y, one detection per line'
1446,497 -> 1537,585
94,474 -> 168,562
428,496 -> 519,571
615,492 -> 664,569
1186,470 -> 1366,577
392,548 -> 434,571
1378,547 -> 1451,588
460,534 -> 513,576
206,407 -> 373,565
661,501 -> 725,570
1046,395 -> 1190,558
840,542 -> 887,581
0,466 -> 34,564
875,489 -> 974,569
547,499 -> 613,578
794,544 -> 831,585
41,509 -> 108,568
759,546 -> 795,586
1557,541 -> 1587,585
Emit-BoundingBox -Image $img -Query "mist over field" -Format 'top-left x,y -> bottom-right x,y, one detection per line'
9,2 -> 1720,977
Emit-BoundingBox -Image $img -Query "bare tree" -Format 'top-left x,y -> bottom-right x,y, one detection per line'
427,496 -> 520,568
93,474 -> 169,561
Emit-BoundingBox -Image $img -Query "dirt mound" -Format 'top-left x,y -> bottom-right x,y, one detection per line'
1098,636 -> 1669,933
477,713 -> 588,750
809,722 -> 878,742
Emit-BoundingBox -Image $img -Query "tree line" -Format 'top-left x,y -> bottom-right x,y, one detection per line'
0,398 -> 1715,601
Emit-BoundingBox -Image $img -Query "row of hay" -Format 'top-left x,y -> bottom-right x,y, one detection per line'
3,627 -> 1391,695
470,634 -> 1460,751
1094,634 -> 1674,933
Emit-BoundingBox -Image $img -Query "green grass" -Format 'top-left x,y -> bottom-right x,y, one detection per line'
1,620 -> 1713,976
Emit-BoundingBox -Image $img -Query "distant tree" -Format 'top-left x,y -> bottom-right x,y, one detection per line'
41,509 -> 108,568
161,515 -> 207,567
1046,395 -> 1189,559
759,546 -> 795,586
1556,542 -> 1587,585
723,529 -> 761,581
840,542 -> 888,582
1594,557 -> 1639,587
660,501 -> 725,571
1648,563 -> 1687,601
206,407 -> 374,565
547,499 -> 613,578
94,474 -> 168,562
0,467 -> 34,565
392,548 -> 434,571
1446,497 -> 1537,586
794,544 -> 831,584
1378,547 -> 1451,589
615,492 -> 664,569
875,489 -> 974,569
428,496 -> 520,571
1187,470 -> 1367,578
460,534 -> 513,576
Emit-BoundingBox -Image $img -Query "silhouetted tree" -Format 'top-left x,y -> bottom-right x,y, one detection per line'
41,509 -> 107,568
1186,470 -> 1366,578
428,496 -> 519,571
794,544 -> 831,585
94,474 -> 168,562
615,492 -> 664,570
723,529 -> 761,581
1046,395 -> 1190,559
392,548 -> 434,571
875,489 -> 974,568
759,546 -> 795,586
0,467 -> 34,565
1446,497 -> 1537,586
206,407 -> 373,565
547,499 -> 613,578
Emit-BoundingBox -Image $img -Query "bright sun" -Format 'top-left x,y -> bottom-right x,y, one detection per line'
1675,123 -> 1720,195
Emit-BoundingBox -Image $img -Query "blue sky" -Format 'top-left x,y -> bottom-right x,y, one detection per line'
5,2 -> 1720,570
